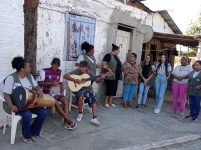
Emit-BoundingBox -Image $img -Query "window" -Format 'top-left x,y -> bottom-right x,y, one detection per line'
64,13 -> 96,61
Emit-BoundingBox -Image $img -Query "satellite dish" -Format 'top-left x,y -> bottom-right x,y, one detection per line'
142,25 -> 153,43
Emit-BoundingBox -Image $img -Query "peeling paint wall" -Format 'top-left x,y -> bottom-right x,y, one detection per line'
36,0 -> 148,70
0,0 -> 24,127
36,0 -> 148,95
146,13 -> 174,34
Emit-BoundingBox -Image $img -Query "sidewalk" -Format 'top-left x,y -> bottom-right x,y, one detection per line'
0,97 -> 201,150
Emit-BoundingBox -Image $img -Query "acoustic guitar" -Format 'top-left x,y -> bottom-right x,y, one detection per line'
68,71 -> 112,92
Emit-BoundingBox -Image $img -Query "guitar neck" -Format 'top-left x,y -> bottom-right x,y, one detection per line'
84,75 -> 101,81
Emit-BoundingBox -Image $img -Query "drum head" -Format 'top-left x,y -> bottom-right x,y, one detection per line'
49,86 -> 60,96
12,86 -> 26,109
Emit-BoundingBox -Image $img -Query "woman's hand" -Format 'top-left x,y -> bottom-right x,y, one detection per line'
176,76 -> 183,81
144,79 -> 148,86
10,105 -> 18,113
196,85 -> 201,89
37,89 -> 43,99
96,64 -> 102,68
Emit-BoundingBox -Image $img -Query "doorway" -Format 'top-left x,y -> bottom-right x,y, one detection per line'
115,26 -> 132,97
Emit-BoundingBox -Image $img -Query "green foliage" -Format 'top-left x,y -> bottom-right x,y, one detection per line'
179,47 -> 198,57
186,12 -> 201,36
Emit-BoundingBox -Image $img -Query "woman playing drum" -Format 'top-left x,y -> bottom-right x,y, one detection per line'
3,57 -> 48,144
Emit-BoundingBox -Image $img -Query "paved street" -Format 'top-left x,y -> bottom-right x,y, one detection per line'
0,98 -> 201,150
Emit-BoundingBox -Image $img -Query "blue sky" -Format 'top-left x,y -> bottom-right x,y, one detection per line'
142,0 -> 201,34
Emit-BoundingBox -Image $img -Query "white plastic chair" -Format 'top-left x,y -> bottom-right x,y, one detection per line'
0,78 -> 37,144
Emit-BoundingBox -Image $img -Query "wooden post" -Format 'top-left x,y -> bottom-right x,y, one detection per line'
24,0 -> 39,75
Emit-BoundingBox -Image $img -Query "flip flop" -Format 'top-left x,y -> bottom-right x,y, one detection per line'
64,121 -> 77,130
22,137 -> 33,144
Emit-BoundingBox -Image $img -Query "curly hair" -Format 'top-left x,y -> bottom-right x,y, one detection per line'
11,56 -> 27,72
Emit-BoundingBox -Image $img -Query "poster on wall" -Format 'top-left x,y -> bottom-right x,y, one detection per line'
65,13 -> 96,61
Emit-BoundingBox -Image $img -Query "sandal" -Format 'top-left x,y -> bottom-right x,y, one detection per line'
22,137 -> 33,144
64,121 -> 77,130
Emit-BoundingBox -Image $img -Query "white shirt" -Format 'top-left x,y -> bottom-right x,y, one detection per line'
173,65 -> 193,84
37,70 -> 63,82
156,63 -> 172,75
76,54 -> 95,64
3,75 -> 38,95
193,71 -> 201,78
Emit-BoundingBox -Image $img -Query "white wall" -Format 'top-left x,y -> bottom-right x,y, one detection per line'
0,0 -> 24,79
0,0 -> 24,127
36,0 -> 148,94
146,13 -> 174,34
36,0 -> 148,72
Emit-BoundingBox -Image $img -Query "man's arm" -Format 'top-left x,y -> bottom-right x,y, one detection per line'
64,73 -> 82,84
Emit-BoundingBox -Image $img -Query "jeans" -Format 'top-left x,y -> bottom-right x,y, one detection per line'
189,95 -> 201,118
137,82 -> 150,105
155,74 -> 167,109
172,82 -> 187,113
16,108 -> 48,139
123,84 -> 137,102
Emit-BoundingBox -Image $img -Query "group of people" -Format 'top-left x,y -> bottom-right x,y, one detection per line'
2,41 -> 201,144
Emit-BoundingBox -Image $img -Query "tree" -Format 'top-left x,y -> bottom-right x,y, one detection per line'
186,12 -> 201,36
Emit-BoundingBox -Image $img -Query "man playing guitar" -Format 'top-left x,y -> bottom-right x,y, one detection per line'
64,61 -> 105,126
3,57 -> 48,144
38,58 -> 77,130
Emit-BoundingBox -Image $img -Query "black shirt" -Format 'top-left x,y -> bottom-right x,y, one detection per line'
142,64 -> 152,79
103,53 -> 122,80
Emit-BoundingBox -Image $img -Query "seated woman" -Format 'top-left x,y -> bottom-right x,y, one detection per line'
64,61 -> 105,126
3,57 -> 48,144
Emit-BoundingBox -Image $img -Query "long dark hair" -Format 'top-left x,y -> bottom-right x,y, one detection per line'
143,54 -> 153,65
156,53 -> 169,77
141,54 -> 153,75
81,41 -> 94,54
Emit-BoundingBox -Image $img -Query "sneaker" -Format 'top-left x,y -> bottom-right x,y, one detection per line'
154,108 -> 161,114
111,103 -> 116,107
136,105 -> 141,109
104,104 -> 110,108
142,104 -> 147,108
90,118 -> 101,126
179,112 -> 185,116
185,115 -> 192,119
191,117 -> 198,121
76,113 -> 83,122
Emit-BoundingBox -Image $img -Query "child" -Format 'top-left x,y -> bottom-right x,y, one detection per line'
64,61 -> 104,126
